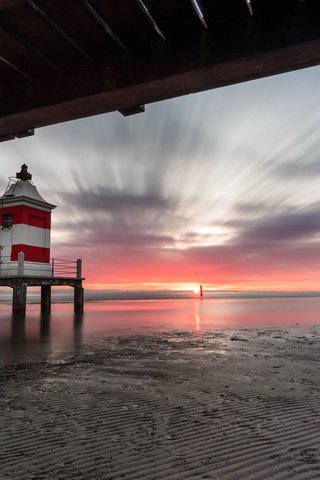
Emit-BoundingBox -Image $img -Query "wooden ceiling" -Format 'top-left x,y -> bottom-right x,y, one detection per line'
0,0 -> 319,140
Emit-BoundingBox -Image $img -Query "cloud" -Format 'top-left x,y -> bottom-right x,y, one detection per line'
233,204 -> 320,244
2,65 -> 320,288
274,158 -> 320,179
62,188 -> 175,213
51,197 -> 320,287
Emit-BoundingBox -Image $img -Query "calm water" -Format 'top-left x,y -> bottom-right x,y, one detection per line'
1,297 -> 320,365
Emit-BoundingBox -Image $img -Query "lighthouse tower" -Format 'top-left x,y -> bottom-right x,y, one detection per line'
0,164 -> 56,277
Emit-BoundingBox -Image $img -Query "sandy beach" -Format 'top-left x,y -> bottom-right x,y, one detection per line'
1,326 -> 320,479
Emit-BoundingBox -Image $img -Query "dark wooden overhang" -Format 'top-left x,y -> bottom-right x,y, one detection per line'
0,0 -> 319,141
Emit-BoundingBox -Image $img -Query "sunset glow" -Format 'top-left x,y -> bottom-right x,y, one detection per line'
1,66 -> 320,292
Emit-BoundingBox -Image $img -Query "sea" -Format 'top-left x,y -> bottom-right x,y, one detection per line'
1,290 -> 320,365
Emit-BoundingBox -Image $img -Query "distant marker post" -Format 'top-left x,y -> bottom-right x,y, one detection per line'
200,285 -> 203,298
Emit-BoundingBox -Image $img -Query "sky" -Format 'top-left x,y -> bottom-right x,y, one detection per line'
1,65 -> 320,292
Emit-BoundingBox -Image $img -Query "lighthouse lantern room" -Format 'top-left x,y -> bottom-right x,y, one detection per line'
0,164 -> 56,277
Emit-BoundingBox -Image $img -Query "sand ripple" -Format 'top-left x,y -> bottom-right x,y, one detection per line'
0,328 -> 320,479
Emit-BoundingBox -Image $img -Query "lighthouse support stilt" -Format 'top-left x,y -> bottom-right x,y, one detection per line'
1,272 -> 84,313
12,284 -> 27,313
41,285 -> 51,313
74,286 -> 84,312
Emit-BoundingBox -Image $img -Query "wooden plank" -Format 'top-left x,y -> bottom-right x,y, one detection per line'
89,0 -> 162,51
0,51 -> 31,79
200,0 -> 250,24
0,28 -> 54,76
2,2 -> 86,65
144,0 -> 203,33
251,0 -> 303,21
0,13 -> 57,70
26,0 -> 93,62
79,0 -> 127,52
36,0 -> 122,59
0,0 -> 22,8
0,39 -> 319,137
0,56 -> 25,81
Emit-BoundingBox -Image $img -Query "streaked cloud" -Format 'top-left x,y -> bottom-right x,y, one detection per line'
1,65 -> 320,290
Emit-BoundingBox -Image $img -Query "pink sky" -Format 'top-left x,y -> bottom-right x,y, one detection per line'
1,66 -> 320,291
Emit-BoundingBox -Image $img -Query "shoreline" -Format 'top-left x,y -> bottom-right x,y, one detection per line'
1,327 -> 319,479
1,290 -> 320,305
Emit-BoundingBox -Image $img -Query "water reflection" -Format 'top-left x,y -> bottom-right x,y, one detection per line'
0,297 -> 320,365
40,312 -> 51,342
73,311 -> 83,352
11,313 -> 26,346
0,306 -> 84,364
195,300 -> 204,332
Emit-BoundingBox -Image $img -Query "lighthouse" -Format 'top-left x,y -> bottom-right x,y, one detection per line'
0,165 -> 83,313
0,164 -> 56,277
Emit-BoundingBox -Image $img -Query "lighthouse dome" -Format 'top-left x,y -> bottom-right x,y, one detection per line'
4,179 -> 48,203
0,165 -> 56,211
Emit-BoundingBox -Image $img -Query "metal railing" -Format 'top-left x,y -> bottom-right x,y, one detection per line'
0,253 -> 82,278
51,258 -> 79,277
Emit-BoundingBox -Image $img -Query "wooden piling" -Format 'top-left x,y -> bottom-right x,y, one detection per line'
41,285 -> 51,313
74,286 -> 84,312
12,284 -> 27,313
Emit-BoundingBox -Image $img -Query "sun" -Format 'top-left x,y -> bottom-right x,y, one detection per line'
180,284 -> 201,294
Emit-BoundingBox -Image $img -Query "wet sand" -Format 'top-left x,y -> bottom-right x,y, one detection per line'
1,327 -> 320,479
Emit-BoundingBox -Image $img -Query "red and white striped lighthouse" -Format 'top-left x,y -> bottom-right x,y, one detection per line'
0,164 -> 56,277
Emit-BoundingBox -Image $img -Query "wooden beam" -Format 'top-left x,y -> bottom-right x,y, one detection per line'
0,54 -> 31,79
135,0 -> 166,40
79,0 -> 128,52
15,129 -> 34,138
0,133 -> 15,142
0,129 -> 34,142
0,0 -> 319,137
0,1 -> 21,7
26,0 -> 93,62
0,39 -> 319,137
119,105 -> 145,116
189,0 -> 208,28
0,14 -> 58,70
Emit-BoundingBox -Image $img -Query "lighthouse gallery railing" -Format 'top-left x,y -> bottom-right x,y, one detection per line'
0,255 -> 81,278
51,258 -> 78,277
